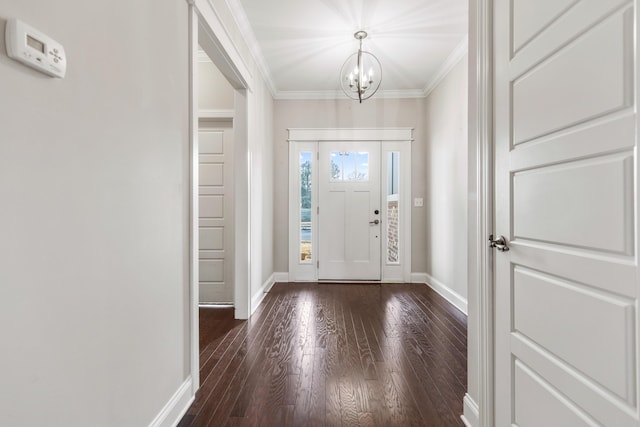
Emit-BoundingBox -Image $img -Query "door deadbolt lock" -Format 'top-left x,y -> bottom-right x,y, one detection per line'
374,209 -> 379,215
488,234 -> 509,252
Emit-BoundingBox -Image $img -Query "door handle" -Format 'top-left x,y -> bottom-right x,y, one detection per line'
488,234 -> 509,252
369,219 -> 380,225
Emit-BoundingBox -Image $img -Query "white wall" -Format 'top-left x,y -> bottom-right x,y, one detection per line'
249,78 -> 275,301
257,83 -> 275,289
198,60 -> 235,111
423,54 -> 469,304
0,1 -> 189,426
272,98 -> 428,274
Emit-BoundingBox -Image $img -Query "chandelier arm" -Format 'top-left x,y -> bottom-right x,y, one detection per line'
357,47 -> 363,103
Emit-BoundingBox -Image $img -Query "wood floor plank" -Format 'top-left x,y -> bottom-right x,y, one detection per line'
324,376 -> 342,426
308,348 -> 326,427
180,283 -> 467,427
216,293 -> 298,422
291,353 -> 314,426
194,293 -> 294,424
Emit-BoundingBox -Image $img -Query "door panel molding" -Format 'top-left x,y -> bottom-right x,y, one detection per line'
318,141 -> 381,280
198,122 -> 234,304
493,0 -> 639,425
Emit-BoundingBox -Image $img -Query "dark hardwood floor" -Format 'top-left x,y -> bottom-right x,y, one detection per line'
178,283 -> 467,427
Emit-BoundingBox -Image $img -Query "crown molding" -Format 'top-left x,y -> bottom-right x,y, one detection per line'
422,36 -> 469,98
378,89 -> 427,99
225,0 -> 278,97
273,88 -> 427,101
274,90 -> 347,100
223,0 -> 467,102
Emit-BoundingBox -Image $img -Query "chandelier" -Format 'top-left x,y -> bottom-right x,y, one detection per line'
340,31 -> 382,103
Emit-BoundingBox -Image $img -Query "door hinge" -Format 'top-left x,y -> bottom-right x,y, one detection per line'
317,152 -> 319,160
317,206 -> 319,214
317,260 -> 319,269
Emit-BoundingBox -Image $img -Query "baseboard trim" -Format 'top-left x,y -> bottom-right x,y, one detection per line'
461,393 -> 479,427
273,272 -> 289,283
424,272 -> 468,314
410,272 -> 428,284
411,272 -> 468,315
251,273 -> 277,315
148,376 -> 194,427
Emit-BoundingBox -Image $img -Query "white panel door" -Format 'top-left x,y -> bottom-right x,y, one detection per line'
318,141 -> 381,280
494,1 -> 639,426
199,120 -> 233,303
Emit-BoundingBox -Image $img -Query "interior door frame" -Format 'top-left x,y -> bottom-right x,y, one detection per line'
187,0 -> 253,396
465,0 -> 495,426
287,128 -> 413,283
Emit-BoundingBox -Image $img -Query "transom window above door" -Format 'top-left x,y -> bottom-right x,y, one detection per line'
330,151 -> 369,181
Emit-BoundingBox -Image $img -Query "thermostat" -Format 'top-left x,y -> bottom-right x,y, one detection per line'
5,19 -> 66,78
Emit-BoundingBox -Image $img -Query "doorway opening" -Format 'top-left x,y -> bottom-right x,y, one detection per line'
197,51 -> 235,306
188,1 -> 253,395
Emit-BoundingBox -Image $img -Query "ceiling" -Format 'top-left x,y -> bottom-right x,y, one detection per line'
230,0 -> 468,99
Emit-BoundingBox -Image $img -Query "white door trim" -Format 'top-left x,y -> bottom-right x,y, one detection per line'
287,128 -> 413,283
188,5 -> 199,397
288,127 -> 413,141
187,0 -> 253,398
467,0 -> 494,426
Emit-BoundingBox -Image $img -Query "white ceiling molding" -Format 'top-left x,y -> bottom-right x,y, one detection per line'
274,90 -> 346,101
378,89 -> 428,100
223,0 -> 467,101
225,0 -> 278,97
274,89 -> 427,101
422,36 -> 469,98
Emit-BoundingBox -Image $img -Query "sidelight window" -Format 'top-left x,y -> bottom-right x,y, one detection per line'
300,152 -> 312,263
387,152 -> 400,263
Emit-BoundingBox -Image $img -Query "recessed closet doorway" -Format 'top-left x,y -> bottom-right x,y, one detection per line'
197,53 -> 235,305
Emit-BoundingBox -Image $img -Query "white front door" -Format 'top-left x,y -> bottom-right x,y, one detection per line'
494,1 -> 639,426
318,141 -> 381,280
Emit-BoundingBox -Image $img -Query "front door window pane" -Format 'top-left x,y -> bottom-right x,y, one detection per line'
356,152 -> 370,181
300,152 -> 312,263
387,152 -> 399,263
331,152 -> 342,180
330,151 -> 369,181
